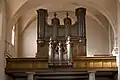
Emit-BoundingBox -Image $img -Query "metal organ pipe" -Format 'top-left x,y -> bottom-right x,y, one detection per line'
66,36 -> 72,63
58,42 -> 63,65
48,37 -> 54,63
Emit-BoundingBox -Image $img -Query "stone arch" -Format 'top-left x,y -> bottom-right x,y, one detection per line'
7,0 -> 116,42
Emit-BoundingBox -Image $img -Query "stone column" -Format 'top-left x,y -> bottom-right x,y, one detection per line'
88,71 -> 96,80
27,72 -> 34,80
117,1 -> 120,80
0,0 -> 6,80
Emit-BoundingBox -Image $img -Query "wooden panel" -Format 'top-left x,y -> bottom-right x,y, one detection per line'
37,41 -> 86,58
6,56 -> 117,72
73,56 -> 117,70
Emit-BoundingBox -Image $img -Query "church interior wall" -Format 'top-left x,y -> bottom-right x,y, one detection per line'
19,12 -> 110,57
0,0 -> 118,80
3,0 -> 117,58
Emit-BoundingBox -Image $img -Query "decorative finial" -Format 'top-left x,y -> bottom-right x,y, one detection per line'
54,12 -> 57,18
66,12 -> 69,17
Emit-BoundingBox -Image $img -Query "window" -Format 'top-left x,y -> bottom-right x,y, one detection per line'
11,25 -> 15,46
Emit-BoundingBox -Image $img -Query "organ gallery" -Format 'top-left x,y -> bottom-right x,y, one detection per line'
5,7 -> 118,80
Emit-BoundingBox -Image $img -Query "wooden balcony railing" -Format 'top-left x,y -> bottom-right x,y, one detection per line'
5,56 -> 117,72
73,56 -> 117,71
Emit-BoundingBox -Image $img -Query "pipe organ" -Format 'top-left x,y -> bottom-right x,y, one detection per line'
36,7 -> 87,67
5,7 -> 118,80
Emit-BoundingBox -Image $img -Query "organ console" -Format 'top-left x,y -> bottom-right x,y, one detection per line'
36,7 -> 87,67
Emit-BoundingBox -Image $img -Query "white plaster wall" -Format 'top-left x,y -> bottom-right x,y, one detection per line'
20,21 -> 37,57
20,15 -> 109,57
6,0 -> 28,21
91,0 -> 117,24
86,16 -> 109,56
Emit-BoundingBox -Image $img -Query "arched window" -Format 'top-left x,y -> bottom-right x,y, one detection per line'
11,25 -> 15,46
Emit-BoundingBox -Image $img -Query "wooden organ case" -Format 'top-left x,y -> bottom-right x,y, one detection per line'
36,7 -> 87,67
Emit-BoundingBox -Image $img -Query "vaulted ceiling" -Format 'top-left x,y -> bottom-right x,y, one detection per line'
6,0 -> 117,38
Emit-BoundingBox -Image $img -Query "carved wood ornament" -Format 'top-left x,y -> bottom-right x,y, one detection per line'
36,7 -> 87,67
